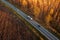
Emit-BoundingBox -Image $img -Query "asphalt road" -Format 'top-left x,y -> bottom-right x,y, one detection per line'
1,0 -> 59,40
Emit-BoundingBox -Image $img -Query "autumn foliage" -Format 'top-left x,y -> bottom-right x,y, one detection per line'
9,0 -> 60,33
0,5 -> 39,40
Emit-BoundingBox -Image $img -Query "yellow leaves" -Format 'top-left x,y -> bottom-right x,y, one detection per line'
33,6 -> 40,18
50,8 -> 54,15
18,0 -> 60,23
45,14 -> 52,24
38,0 -> 43,6
32,0 -> 37,6
22,0 -> 27,6
44,0 -> 48,5
45,8 -> 54,24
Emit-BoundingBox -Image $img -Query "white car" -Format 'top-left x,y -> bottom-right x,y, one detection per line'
27,16 -> 33,20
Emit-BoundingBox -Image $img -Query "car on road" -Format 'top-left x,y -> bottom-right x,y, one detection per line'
27,16 -> 33,20
37,25 -> 40,27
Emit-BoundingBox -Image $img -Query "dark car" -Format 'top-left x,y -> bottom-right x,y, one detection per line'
37,25 -> 40,27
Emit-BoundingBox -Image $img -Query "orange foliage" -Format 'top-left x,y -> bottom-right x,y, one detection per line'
8,0 -> 60,33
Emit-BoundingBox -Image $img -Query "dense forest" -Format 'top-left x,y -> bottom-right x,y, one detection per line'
0,3 -> 40,40
7,0 -> 60,38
